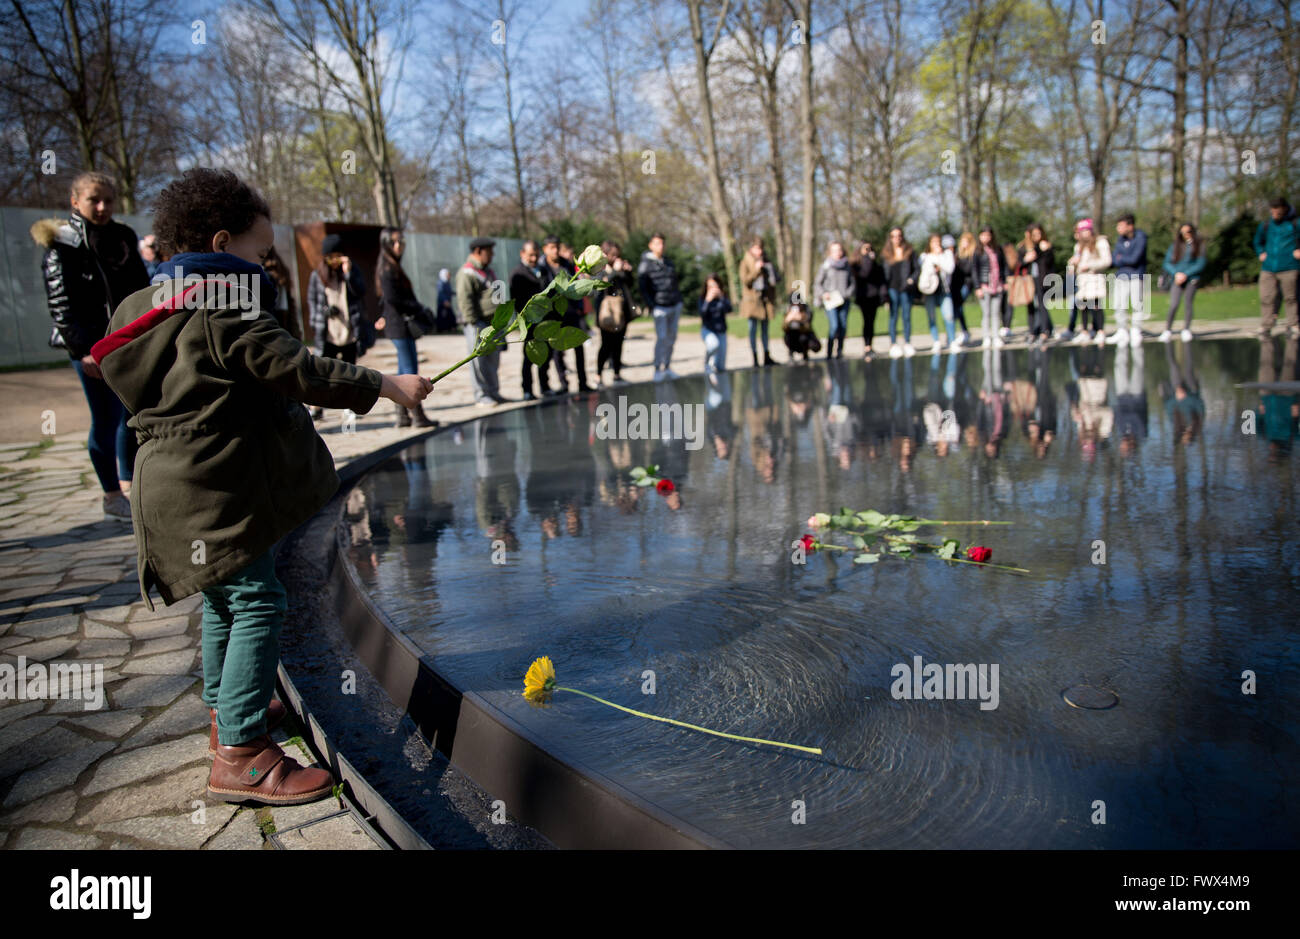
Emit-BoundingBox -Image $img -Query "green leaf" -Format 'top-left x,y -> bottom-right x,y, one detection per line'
854,553 -> 880,564
550,269 -> 571,290
564,277 -> 608,298
892,547 -> 913,557
857,510 -> 887,528
553,295 -> 569,316
937,538 -> 959,560
525,339 -> 550,365
549,326 -> 590,350
522,293 -> 552,325
852,535 -> 867,549
491,300 -> 514,330
534,320 -> 562,341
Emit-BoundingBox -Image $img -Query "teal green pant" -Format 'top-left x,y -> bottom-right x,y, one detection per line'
200,549 -> 287,746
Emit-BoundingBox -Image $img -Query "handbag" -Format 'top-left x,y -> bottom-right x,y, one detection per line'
1006,274 -> 1035,307
598,292 -> 627,330
918,261 -> 939,295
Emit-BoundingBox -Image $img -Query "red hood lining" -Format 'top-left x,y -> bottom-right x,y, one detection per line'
91,280 -> 224,364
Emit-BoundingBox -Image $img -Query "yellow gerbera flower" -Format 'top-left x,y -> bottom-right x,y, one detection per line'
523,656 -> 557,705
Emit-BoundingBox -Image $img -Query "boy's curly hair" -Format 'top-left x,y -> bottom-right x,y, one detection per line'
152,168 -> 271,255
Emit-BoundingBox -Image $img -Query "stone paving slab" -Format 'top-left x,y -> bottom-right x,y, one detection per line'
0,316 -> 1270,851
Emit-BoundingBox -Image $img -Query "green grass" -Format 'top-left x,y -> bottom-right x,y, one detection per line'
673,284 -> 1261,339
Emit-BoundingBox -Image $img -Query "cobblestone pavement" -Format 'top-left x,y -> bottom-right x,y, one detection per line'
0,317 -> 1263,849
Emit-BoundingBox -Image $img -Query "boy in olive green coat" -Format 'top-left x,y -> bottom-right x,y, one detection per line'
93,169 -> 432,805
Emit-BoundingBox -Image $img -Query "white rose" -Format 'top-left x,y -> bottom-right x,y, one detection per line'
576,244 -> 606,273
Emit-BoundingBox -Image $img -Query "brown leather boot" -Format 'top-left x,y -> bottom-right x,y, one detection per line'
409,404 -> 438,428
208,699 -> 287,757
208,734 -> 334,806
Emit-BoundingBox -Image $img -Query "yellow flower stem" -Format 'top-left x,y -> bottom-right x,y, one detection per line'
555,686 -> 823,755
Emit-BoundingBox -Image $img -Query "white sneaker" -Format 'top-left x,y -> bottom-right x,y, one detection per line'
1106,331 -> 1124,345
1072,331 -> 1088,345
1129,327 -> 1142,346
982,335 -> 992,348
903,343 -> 916,357
934,335 -> 946,351
960,331 -> 971,346
999,327 -> 1011,339
1158,330 -> 1172,342
1180,329 -> 1193,342
1059,329 -> 1074,343
889,344 -> 902,358
1093,331 -> 1106,346
992,334 -> 1004,347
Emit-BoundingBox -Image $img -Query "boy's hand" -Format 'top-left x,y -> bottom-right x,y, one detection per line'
80,354 -> 102,380
381,374 -> 433,409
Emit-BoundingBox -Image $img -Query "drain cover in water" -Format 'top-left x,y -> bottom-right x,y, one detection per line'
1063,685 -> 1118,709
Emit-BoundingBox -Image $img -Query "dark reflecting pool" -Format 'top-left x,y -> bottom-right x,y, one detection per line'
346,337 -> 1299,848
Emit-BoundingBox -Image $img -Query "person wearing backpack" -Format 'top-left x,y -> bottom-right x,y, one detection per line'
918,234 -> 956,351
1254,196 -> 1300,337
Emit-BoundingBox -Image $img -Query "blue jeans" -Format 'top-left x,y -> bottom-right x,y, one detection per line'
653,303 -> 682,371
73,359 -> 135,492
888,288 -> 912,343
702,327 -> 727,373
924,292 -> 956,343
392,336 -> 418,375
748,318 -> 770,359
825,302 -> 849,352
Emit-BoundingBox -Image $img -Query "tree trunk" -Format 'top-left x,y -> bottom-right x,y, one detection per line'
794,0 -> 816,298
686,0 -> 739,300
1169,0 -> 1189,226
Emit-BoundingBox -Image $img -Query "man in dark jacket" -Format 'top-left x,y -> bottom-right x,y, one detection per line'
1254,197 -> 1300,337
511,240 -> 560,399
637,233 -> 683,380
32,171 -> 149,521
1109,213 -> 1148,347
542,235 -> 589,392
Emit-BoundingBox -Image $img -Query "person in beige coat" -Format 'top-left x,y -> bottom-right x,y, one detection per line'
740,238 -> 777,367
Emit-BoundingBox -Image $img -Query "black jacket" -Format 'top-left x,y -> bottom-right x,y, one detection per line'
33,212 -> 149,359
510,261 -> 553,310
882,250 -> 917,293
969,245 -> 1005,288
376,257 -> 426,340
637,252 -> 682,308
1017,242 -> 1056,292
852,252 -> 887,302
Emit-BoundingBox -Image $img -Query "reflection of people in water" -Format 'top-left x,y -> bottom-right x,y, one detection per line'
706,370 -> 737,461
1024,345 -> 1057,459
823,359 -> 858,469
786,362 -> 816,426
475,421 -> 520,550
1114,343 -> 1147,458
525,398 -> 597,536
857,361 -> 893,462
920,350 -> 961,458
1067,345 -> 1112,461
1257,335 -> 1299,461
889,356 -> 921,471
344,486 -> 378,581
648,381 -> 689,510
976,346 -> 1009,459
1160,340 -> 1205,446
746,367 -> 784,482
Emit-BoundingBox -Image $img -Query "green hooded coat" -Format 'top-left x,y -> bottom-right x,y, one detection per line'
93,276 -> 383,608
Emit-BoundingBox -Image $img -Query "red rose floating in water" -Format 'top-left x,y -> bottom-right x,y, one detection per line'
800,534 -> 816,552
656,478 -> 675,494
966,545 -> 992,563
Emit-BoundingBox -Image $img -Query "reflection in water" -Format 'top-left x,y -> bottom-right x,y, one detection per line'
351,338 -> 1299,848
